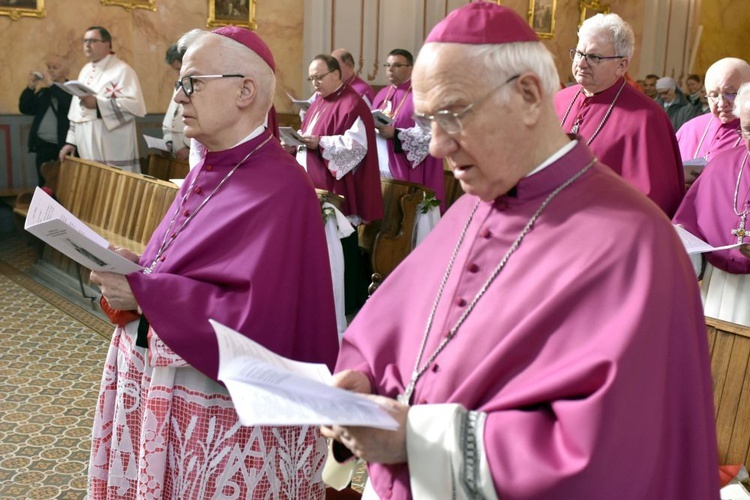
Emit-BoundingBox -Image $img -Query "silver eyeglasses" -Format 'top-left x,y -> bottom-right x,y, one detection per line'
174,74 -> 244,97
569,49 -> 624,66
707,91 -> 738,103
413,74 -> 520,135
383,63 -> 411,69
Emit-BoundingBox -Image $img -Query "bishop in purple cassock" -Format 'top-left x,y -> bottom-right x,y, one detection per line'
323,4 -> 718,499
88,27 -> 338,499
555,14 -> 684,217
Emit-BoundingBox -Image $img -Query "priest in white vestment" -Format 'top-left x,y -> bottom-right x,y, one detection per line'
59,26 -> 146,172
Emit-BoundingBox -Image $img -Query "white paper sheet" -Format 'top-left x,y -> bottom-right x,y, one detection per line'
286,91 -> 312,111
53,80 -> 96,97
279,126 -> 305,147
674,225 -> 743,254
24,188 -> 144,274
144,135 -> 170,152
211,319 -> 399,430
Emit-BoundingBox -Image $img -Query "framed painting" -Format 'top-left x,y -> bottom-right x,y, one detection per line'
208,0 -> 257,30
0,0 -> 45,21
528,0 -> 556,39
579,0 -> 610,27
100,0 -> 156,12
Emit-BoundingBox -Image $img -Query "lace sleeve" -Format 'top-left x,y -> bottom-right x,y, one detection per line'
398,125 -> 431,168
319,117 -> 369,180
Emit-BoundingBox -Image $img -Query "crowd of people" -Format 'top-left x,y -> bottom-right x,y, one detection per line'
20,4 -> 750,498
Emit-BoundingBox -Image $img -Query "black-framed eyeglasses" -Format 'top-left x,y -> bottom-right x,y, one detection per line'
83,38 -> 104,44
383,63 -> 411,69
307,71 -> 332,83
174,74 -> 244,97
707,91 -> 738,103
569,49 -> 624,66
413,74 -> 520,135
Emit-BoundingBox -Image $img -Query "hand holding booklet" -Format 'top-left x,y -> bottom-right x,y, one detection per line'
211,319 -> 399,430
24,187 -> 143,274
372,109 -> 394,126
279,126 -> 305,147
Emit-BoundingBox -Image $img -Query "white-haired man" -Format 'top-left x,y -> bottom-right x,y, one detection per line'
555,14 -> 684,216
655,76 -> 700,132
322,3 -> 718,499
677,57 -> 750,163
88,27 -> 338,498
674,82 -> 750,327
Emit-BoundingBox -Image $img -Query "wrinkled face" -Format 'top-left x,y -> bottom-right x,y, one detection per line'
174,37 -> 244,149
642,77 -> 657,98
657,87 -> 675,103
308,59 -> 340,98
413,44 -> 530,202
385,54 -> 412,86
686,78 -> 702,95
572,34 -> 628,94
705,69 -> 745,123
45,61 -> 67,83
83,29 -> 111,63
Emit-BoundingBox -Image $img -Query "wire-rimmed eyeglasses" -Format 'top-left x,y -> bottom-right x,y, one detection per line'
174,74 -> 244,97
569,49 -> 624,66
707,91 -> 738,103
413,74 -> 520,135
306,71 -> 332,83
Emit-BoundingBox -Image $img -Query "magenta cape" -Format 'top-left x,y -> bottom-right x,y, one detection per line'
336,141 -> 718,499
674,144 -> 750,273
302,84 -> 383,222
372,81 -> 445,208
128,130 -> 339,379
555,78 -> 685,217
347,74 -> 375,104
676,113 -> 742,161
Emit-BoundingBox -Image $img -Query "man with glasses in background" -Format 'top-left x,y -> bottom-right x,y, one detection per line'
295,54 -> 383,314
555,14 -> 684,216
676,58 -> 750,165
322,4 -> 718,498
674,83 -> 750,327
59,26 -> 146,172
372,48 -> 445,211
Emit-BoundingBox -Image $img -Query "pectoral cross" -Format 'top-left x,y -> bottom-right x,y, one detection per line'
732,213 -> 748,243
571,116 -> 582,135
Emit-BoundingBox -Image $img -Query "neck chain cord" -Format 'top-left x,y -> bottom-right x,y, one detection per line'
380,84 -> 412,119
559,79 -> 627,147
398,157 -> 597,405
731,151 -> 750,243
145,135 -> 273,274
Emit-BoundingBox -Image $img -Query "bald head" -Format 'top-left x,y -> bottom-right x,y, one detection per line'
331,48 -> 355,81
704,57 -> 750,123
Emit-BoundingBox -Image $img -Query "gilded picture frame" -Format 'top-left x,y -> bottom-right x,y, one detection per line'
100,0 -> 156,12
0,0 -> 45,21
528,0 -> 556,39
579,0 -> 610,27
208,0 -> 257,30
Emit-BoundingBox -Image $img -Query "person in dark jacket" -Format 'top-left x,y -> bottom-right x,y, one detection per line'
18,57 -> 72,186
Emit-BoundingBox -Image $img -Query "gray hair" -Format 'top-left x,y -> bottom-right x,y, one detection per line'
734,82 -> 750,118
578,13 -> 635,59
177,29 -> 276,113
465,41 -> 560,100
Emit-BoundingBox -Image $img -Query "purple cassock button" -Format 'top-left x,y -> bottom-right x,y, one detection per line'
479,227 -> 492,239
194,186 -> 202,194
456,297 -> 467,307
183,210 -> 190,217
205,165 -> 213,171
468,263 -> 479,273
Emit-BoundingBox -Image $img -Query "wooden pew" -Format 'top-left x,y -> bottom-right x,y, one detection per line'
707,316 -> 750,467
38,157 -> 178,296
359,179 -> 435,292
146,152 -> 190,181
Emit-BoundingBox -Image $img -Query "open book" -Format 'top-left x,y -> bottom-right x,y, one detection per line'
674,225 -> 743,254
143,135 -> 170,152
286,91 -> 312,112
372,109 -> 394,126
211,319 -> 399,430
279,127 -> 305,147
24,188 -> 143,274
53,80 -> 97,97
683,157 -> 707,180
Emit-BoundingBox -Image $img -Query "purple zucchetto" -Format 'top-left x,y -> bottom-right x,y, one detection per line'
212,26 -> 276,73
425,2 -> 539,45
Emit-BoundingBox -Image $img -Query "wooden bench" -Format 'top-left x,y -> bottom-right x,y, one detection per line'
36,157 -> 178,297
359,179 -> 435,293
146,152 -> 190,181
707,316 -> 750,467
12,160 -> 61,221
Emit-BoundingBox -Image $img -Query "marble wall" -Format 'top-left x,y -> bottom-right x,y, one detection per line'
0,0 -> 306,115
